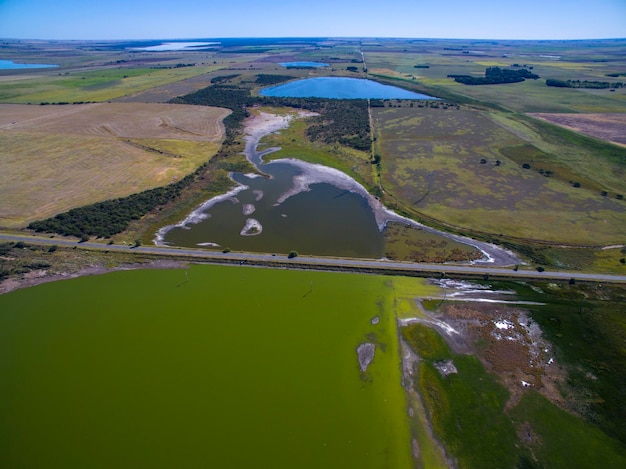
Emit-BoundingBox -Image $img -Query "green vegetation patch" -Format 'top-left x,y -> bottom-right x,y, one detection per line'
401,323 -> 450,361
364,40 -> 626,113
403,309 -> 626,468
509,281 -> 626,443
403,324 -> 521,468
384,222 -> 481,263
0,66 -> 220,104
511,391 -> 626,468
0,265 -> 426,468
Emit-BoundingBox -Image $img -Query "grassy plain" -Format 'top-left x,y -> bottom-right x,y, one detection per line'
372,105 -> 626,246
0,264 -> 437,468
383,222 -> 480,263
0,103 -> 227,228
363,39 -> 626,114
0,66 -> 222,104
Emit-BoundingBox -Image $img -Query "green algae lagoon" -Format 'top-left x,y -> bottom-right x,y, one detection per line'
0,264 -> 438,468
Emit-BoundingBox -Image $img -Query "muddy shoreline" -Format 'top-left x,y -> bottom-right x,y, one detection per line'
0,259 -> 188,296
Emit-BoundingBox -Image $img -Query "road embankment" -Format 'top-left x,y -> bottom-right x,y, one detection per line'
2,232 -> 625,285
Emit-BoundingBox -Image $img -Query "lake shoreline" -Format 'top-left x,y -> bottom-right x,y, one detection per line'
0,259 -> 188,296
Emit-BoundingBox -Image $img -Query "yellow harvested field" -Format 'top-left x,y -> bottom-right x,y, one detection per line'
529,113 -> 626,147
0,103 -> 230,228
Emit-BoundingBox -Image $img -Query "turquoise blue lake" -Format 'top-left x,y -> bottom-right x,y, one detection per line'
279,61 -> 329,68
259,77 -> 437,99
0,60 -> 58,70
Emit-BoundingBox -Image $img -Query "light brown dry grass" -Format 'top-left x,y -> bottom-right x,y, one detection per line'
0,103 -> 228,140
0,103 -> 228,228
529,113 -> 626,147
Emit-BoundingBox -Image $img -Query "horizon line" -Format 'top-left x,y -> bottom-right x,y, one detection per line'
2,36 -> 626,42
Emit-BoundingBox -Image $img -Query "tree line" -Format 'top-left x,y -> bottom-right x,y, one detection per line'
28,172 -> 198,238
546,79 -> 624,89
449,66 -> 539,85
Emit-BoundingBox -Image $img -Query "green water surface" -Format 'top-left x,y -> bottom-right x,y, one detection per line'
0,265 -> 425,468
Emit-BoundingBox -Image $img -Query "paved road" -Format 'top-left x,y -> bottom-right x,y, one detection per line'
2,233 -> 625,284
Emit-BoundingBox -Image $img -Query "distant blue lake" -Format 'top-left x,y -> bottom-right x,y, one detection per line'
129,42 -> 219,52
259,77 -> 437,99
279,62 -> 329,68
0,60 -> 58,70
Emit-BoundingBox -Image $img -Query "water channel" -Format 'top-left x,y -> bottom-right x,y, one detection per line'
0,59 -> 58,69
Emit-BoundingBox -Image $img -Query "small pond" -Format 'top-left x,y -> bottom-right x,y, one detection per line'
0,60 -> 58,70
259,77 -> 437,100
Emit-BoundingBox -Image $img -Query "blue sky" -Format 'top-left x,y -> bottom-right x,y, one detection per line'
0,0 -> 624,40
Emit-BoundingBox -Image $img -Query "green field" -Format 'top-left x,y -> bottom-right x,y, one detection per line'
0,66 -> 222,104
372,105 -> 626,245
364,39 -> 626,114
0,264 -> 437,468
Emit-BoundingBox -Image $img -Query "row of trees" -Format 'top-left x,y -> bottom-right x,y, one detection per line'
449,66 -> 539,85
28,172 -> 198,238
546,79 -> 624,89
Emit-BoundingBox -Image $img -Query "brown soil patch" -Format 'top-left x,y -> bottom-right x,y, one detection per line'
530,113 -> 626,147
436,302 -> 567,408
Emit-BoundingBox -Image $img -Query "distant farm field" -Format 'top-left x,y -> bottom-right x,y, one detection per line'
373,106 -> 626,244
529,113 -> 626,147
0,103 -> 228,228
0,66 -> 221,104
364,46 -> 626,114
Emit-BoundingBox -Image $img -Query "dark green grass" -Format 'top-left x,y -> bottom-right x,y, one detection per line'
511,391 -> 626,469
404,325 -> 522,469
401,323 -> 450,361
